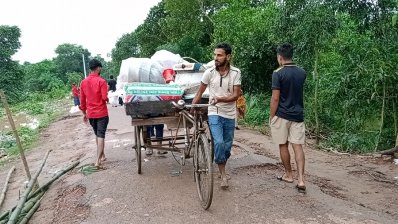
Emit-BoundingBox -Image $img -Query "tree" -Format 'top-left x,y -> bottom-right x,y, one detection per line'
161,0 -> 217,61
91,54 -> 111,79
54,43 -> 91,83
110,32 -> 141,75
212,0 -> 280,93
107,0 -> 398,152
66,72 -> 83,87
0,25 -> 24,102
135,1 -> 168,57
23,60 -> 64,92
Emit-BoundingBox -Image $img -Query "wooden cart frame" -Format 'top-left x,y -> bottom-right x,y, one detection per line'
129,102 -> 214,210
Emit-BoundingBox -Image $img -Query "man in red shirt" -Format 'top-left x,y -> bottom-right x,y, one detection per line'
79,59 -> 109,168
72,84 -> 80,106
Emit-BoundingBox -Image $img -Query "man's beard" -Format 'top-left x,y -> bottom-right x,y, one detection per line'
215,60 -> 226,68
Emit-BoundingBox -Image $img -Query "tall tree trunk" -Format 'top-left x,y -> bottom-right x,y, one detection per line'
393,100 -> 397,146
374,80 -> 386,151
313,49 -> 320,146
0,90 -> 31,180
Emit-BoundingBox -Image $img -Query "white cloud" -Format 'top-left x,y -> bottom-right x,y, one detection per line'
0,0 -> 161,63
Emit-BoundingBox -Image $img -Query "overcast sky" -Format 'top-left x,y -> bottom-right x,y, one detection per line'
0,0 -> 161,63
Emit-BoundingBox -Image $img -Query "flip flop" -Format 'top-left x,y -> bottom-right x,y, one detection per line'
296,185 -> 306,193
218,173 -> 231,180
146,149 -> 153,156
276,175 -> 294,183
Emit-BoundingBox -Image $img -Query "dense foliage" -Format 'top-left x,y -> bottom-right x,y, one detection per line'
110,0 -> 398,152
0,26 -> 24,103
1,1 -> 397,153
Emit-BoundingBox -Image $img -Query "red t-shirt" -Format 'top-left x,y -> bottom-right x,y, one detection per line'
79,72 -> 109,118
72,85 -> 79,97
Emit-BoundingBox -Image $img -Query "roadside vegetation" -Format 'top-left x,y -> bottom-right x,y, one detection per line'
0,89 -> 70,164
1,0 -> 397,156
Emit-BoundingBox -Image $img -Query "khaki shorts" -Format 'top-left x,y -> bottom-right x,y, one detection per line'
270,116 -> 305,145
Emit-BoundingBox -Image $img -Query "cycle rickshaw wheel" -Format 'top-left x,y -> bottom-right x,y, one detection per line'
194,133 -> 213,210
134,126 -> 142,174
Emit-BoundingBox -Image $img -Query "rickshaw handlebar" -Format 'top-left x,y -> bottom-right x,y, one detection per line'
171,101 -> 212,110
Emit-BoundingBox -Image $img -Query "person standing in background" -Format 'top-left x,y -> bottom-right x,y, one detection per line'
108,75 -> 118,107
72,83 -> 80,106
108,75 -> 117,92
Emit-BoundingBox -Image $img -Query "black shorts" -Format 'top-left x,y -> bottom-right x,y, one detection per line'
89,116 -> 109,138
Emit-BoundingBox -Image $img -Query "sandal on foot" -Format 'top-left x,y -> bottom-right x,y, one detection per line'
221,178 -> 229,190
296,185 -> 306,193
146,149 -> 153,155
276,174 -> 294,183
217,173 -> 231,180
157,150 -> 168,155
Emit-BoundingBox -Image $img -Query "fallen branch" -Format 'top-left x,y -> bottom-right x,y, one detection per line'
378,146 -> 398,156
0,166 -> 15,209
7,149 -> 51,224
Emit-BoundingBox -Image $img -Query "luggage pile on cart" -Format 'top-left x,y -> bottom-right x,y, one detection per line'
118,50 -> 214,210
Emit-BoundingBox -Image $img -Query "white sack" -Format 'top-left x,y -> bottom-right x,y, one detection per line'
118,58 -> 165,84
69,105 -> 80,114
151,50 -> 184,69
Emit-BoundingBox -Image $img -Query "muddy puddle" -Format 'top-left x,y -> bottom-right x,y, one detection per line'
0,112 -> 40,132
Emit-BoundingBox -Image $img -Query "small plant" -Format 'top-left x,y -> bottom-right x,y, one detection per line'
78,164 -> 99,176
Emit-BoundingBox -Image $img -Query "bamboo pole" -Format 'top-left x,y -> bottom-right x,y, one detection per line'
0,166 -> 15,210
0,192 -> 44,223
18,192 -> 44,219
7,149 -> 51,224
27,160 -> 80,200
18,195 -> 43,224
0,90 -> 31,180
16,192 -> 44,224
0,160 -> 79,221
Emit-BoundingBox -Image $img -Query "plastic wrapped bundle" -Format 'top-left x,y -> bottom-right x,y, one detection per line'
118,58 -> 166,84
174,71 -> 209,102
151,50 -> 184,69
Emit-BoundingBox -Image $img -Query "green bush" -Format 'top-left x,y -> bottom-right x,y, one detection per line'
243,94 -> 270,127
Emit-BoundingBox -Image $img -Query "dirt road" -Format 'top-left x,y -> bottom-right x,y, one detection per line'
0,105 -> 397,224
